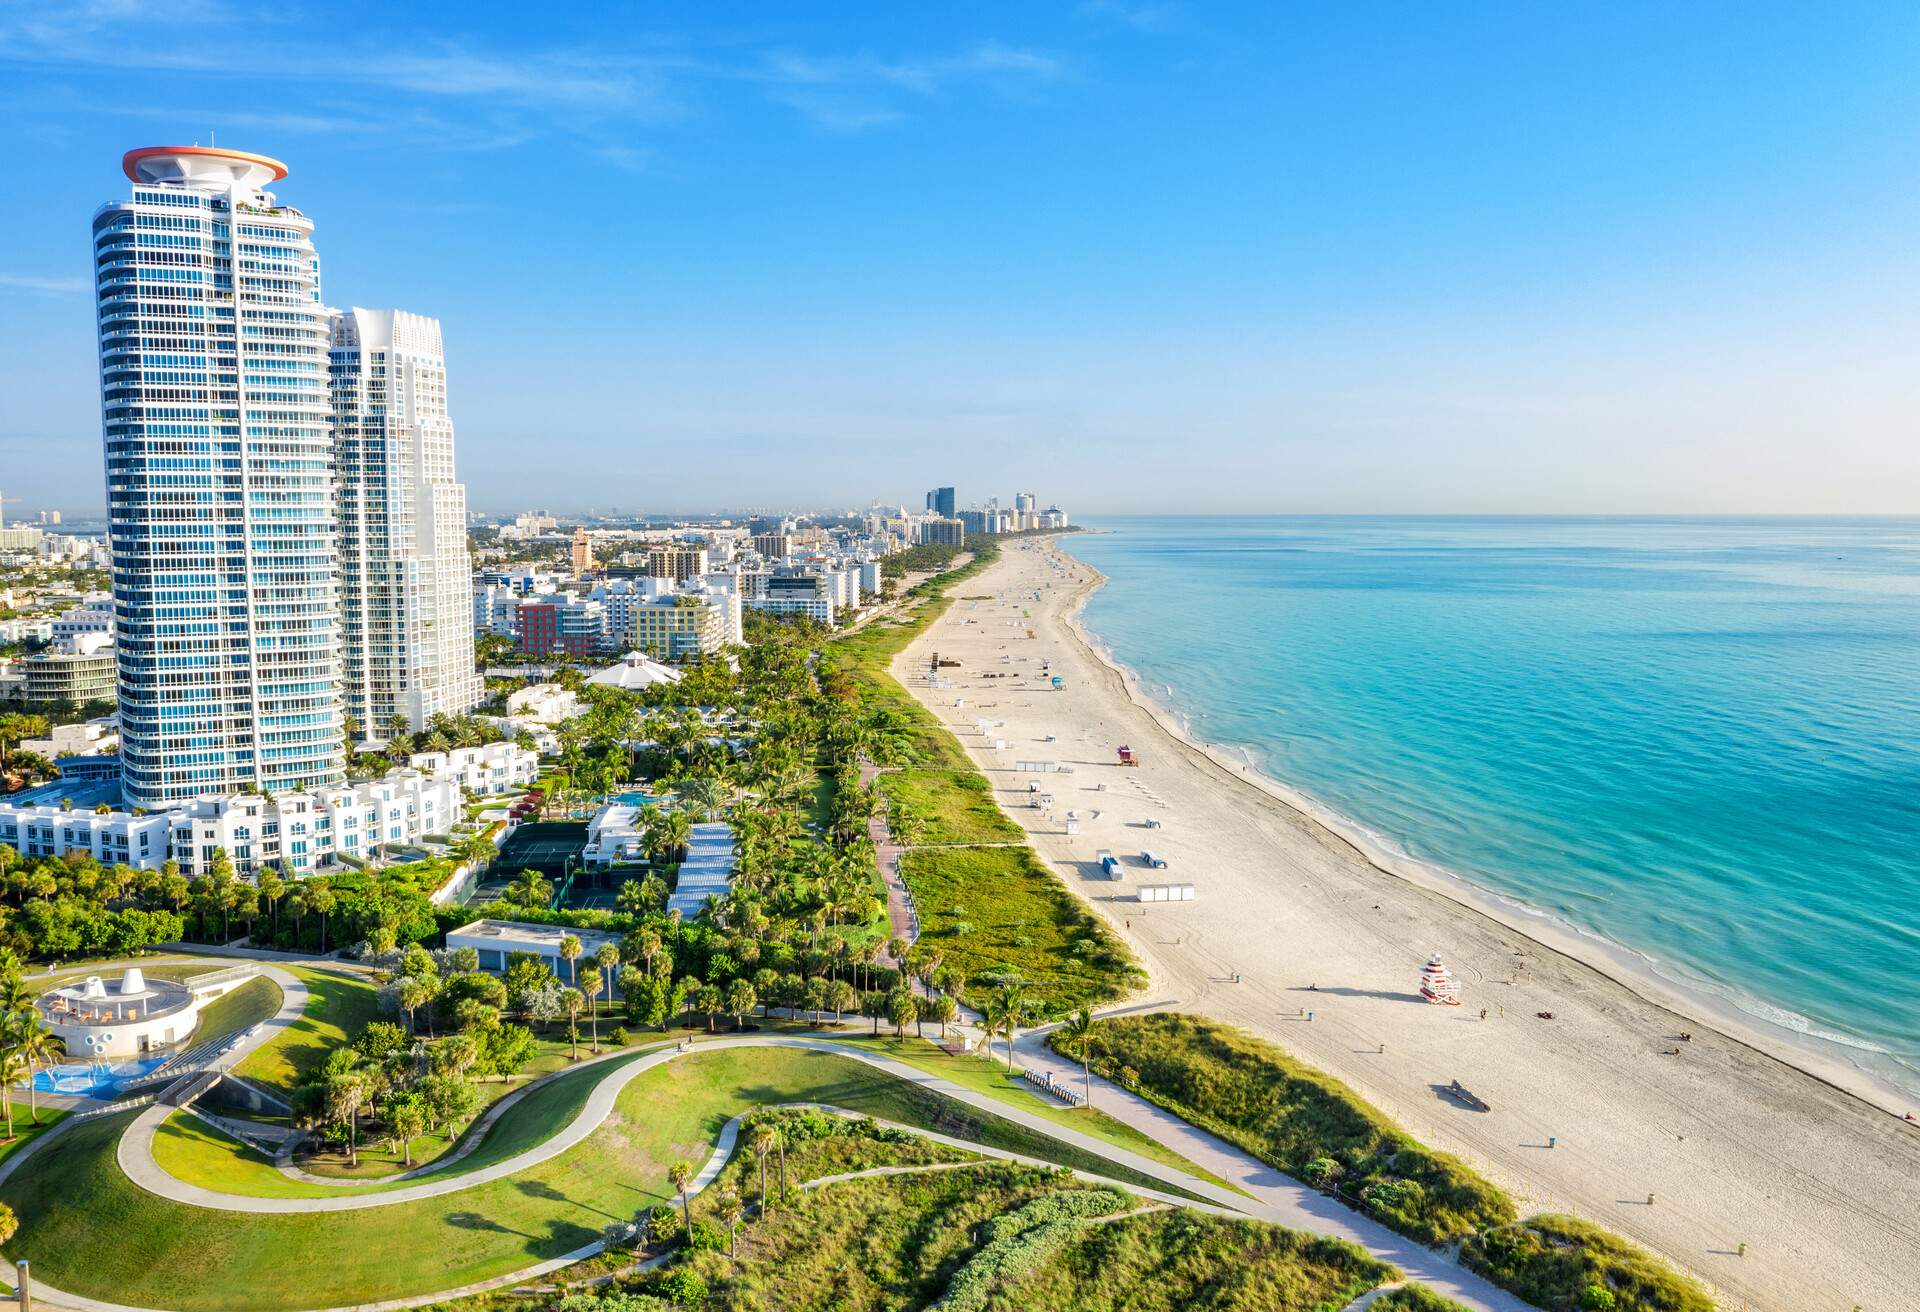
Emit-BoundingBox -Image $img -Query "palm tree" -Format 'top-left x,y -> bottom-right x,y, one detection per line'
308,882 -> 336,954
559,932 -> 583,985
579,966 -> 602,1053
719,1188 -> 744,1257
668,1158 -> 695,1234
749,1123 -> 778,1214
1062,1007 -> 1095,1109
675,774 -> 727,822
594,942 -> 620,1034
509,868 -> 553,909
562,987 -> 586,1059
995,984 -> 1026,1072
0,1043 -> 25,1140
11,1012 -> 61,1124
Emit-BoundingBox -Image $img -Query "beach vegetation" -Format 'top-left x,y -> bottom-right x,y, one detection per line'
875,768 -> 1024,846
902,846 -> 1137,1017
1460,1214 -> 1716,1312
672,1149 -> 1390,1312
1048,1011 -> 1514,1245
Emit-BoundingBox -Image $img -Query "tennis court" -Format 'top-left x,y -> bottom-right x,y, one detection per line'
494,821 -> 587,875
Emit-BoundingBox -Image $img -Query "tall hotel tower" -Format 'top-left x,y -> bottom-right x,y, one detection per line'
95,147 -> 346,807
330,308 -> 483,739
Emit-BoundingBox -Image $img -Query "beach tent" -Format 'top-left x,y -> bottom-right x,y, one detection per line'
1419,955 -> 1461,1005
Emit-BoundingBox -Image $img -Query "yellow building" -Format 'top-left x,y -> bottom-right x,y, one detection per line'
627,595 -> 727,660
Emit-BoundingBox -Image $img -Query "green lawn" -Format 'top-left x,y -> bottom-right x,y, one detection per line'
878,768 -> 1024,845
6,1046 -> 1189,1311
902,846 -> 1141,1017
0,1107 -> 69,1167
230,966 -> 380,1098
153,1048 -> 651,1200
193,976 -> 285,1046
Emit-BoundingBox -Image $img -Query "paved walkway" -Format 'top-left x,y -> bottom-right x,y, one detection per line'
857,760 -> 916,958
1010,1021 -> 1534,1312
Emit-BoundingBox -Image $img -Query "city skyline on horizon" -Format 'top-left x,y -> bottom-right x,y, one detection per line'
5,3 -> 1920,516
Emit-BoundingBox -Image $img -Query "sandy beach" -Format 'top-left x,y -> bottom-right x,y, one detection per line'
891,536 -> 1920,1312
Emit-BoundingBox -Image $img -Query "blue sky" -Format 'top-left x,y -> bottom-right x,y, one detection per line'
3,1 -> 1919,516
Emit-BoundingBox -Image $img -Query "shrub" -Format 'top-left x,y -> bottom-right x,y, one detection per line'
1461,1215 -> 1715,1312
928,1188 -> 1131,1312
645,1203 -> 681,1245
683,1219 -> 726,1253
608,1026 -> 630,1046
641,1268 -> 708,1306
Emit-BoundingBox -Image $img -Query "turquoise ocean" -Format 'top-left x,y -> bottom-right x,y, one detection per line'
1065,517 -> 1920,1096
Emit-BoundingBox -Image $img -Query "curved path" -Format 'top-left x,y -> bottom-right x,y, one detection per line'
115,1031 -> 1527,1309
9,958 -> 1526,1312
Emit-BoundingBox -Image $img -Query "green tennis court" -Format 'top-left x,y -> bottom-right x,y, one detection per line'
493,821 -> 587,875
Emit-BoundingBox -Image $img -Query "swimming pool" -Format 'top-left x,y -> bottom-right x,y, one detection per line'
610,791 -> 658,806
32,1056 -> 168,1097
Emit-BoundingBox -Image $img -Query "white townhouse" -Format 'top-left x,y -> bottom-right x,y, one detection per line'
0,805 -> 172,871
166,768 -> 461,878
408,741 -> 539,797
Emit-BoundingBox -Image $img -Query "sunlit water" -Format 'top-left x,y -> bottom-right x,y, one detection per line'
1067,517 -> 1920,1094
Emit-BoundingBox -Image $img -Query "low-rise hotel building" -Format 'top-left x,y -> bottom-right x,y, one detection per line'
407,741 -> 539,796
445,918 -> 622,983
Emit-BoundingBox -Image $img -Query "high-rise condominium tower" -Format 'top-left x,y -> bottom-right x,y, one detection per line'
330,308 -> 483,741
94,147 -> 345,807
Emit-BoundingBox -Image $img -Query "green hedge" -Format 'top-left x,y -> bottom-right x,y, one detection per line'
929,1187 -> 1129,1312
1049,1012 -> 1513,1246
1460,1215 -> 1715,1312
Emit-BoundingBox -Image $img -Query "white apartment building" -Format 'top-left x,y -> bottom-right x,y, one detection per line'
50,599 -> 116,645
745,595 -> 837,626
332,307 -> 483,739
96,147 -> 347,808
0,805 -> 172,870
0,769 -> 456,876
407,741 -> 538,796
473,584 -> 522,636
166,768 -> 460,877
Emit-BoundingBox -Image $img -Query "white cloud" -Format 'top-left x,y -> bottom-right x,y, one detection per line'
0,272 -> 89,295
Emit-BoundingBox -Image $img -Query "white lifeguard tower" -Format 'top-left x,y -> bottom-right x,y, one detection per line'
1419,955 -> 1462,1006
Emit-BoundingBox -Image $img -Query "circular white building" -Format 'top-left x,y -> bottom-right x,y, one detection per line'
37,968 -> 204,1059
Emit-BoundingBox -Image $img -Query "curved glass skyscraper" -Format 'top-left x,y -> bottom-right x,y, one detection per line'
94,147 -> 345,807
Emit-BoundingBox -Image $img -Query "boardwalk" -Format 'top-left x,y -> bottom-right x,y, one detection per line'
666,821 -> 736,918
858,761 -> 916,961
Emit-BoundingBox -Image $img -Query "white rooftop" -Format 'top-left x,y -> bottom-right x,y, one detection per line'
667,822 -> 737,917
589,651 -> 683,690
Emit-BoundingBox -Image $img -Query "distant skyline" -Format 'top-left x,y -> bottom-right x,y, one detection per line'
3,1 -> 1919,516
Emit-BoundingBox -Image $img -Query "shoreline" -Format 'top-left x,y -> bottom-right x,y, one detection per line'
1053,541 -> 1918,1119
893,533 -> 1920,1309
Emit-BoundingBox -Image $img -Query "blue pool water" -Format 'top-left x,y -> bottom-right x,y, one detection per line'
610,791 -> 659,807
1067,517 -> 1920,1095
32,1055 -> 167,1096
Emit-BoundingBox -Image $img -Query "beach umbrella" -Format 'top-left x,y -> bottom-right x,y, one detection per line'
1419,955 -> 1462,1005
